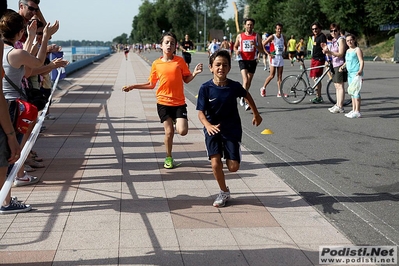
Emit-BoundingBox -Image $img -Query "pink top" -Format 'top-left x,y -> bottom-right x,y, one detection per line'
331,37 -> 345,68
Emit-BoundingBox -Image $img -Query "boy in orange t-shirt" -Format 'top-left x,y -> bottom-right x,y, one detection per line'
122,32 -> 203,169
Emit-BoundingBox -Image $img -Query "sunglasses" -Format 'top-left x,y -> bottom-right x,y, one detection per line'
330,29 -> 338,33
311,28 -> 318,31
25,4 -> 40,12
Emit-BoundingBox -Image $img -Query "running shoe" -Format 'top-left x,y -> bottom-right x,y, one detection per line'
239,97 -> 245,106
346,111 -> 362,118
328,105 -> 344,113
260,87 -> 266,97
244,103 -> 251,111
345,110 -> 355,117
310,96 -> 324,104
164,157 -> 174,169
213,187 -> 230,207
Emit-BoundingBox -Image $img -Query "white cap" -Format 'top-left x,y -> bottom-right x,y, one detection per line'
223,36 -> 227,40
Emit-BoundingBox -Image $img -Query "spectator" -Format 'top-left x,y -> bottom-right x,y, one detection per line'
0,1 -> 28,214
0,9 -> 59,187
322,23 -> 348,113
309,21 -> 327,104
341,34 -> 364,118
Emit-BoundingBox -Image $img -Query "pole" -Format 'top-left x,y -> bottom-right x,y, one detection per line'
203,6 -> 206,49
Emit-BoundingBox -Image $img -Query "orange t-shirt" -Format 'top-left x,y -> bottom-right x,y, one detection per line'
149,56 -> 191,106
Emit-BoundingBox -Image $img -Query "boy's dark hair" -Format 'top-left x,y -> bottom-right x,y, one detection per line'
209,49 -> 231,67
160,31 -> 177,44
275,23 -> 283,28
244,18 -> 255,25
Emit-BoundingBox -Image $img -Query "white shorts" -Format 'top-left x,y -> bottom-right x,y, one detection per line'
269,55 -> 284,67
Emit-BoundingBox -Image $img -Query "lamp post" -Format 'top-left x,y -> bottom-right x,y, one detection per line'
203,5 -> 206,49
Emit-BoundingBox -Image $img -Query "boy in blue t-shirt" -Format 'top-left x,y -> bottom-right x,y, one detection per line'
196,50 -> 262,207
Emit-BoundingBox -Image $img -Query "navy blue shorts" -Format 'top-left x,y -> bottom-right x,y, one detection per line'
205,132 -> 241,163
157,103 -> 187,123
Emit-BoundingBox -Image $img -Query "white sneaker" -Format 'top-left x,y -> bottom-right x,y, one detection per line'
239,97 -> 245,106
213,187 -> 230,207
14,172 -> 40,187
329,105 -> 344,113
244,103 -> 251,111
260,87 -> 266,97
345,110 -> 355,117
346,111 -> 362,118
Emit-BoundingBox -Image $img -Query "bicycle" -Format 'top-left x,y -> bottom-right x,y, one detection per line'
280,59 -> 352,105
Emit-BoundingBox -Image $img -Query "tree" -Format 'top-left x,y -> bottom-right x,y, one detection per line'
365,0 -> 399,26
168,0 -> 196,41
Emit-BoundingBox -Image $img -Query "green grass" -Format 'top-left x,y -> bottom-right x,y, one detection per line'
360,32 -> 396,58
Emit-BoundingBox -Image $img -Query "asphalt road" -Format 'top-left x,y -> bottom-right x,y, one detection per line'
139,50 -> 399,247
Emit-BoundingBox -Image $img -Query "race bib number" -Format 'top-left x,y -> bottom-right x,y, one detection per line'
242,40 -> 254,52
275,44 -> 284,55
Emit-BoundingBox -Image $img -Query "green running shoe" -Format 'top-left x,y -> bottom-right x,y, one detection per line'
310,96 -> 324,104
164,157 -> 174,169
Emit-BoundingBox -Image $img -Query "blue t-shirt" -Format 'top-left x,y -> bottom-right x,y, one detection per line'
196,79 -> 247,141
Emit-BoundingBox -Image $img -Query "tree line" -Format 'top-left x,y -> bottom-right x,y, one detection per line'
50,40 -> 113,47
128,0 -> 398,45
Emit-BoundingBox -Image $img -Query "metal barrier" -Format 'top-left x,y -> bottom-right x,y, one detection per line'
0,68 -> 64,205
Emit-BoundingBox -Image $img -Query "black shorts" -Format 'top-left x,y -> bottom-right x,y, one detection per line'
157,103 -> 187,123
238,60 -> 257,74
205,132 -> 241,163
297,51 -> 305,58
332,66 -> 348,83
182,52 -> 192,64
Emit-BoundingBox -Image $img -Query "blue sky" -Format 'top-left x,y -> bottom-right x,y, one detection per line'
22,0 -> 234,42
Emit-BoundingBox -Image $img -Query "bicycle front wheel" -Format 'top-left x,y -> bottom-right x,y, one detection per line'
280,75 -> 307,104
326,79 -> 352,106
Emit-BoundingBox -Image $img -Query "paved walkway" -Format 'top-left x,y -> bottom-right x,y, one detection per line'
0,52 -> 353,265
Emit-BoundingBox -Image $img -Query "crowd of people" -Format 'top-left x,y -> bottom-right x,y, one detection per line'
1,7 -> 365,212
0,0 -> 68,214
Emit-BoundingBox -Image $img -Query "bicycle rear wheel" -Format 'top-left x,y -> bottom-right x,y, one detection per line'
326,79 -> 352,106
280,75 -> 307,104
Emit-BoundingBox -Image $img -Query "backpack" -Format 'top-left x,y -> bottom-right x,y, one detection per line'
16,99 -> 38,134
